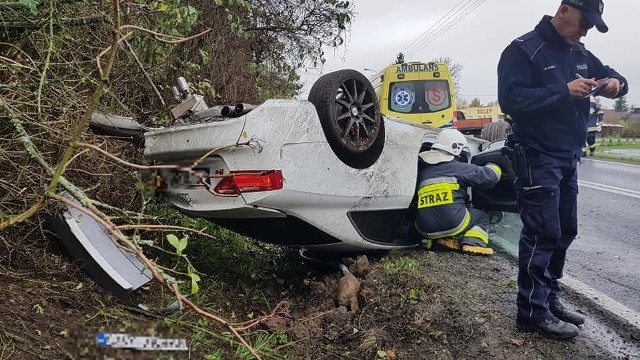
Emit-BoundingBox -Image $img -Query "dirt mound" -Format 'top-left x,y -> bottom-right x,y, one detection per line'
0,231 -> 613,359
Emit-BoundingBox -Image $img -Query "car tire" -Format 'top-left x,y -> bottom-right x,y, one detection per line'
308,69 -> 385,169
480,120 -> 511,142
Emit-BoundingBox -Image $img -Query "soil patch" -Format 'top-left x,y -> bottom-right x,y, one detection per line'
0,232 -> 616,359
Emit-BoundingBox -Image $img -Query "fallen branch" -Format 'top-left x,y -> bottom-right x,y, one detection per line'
48,193 -> 261,359
0,15 -> 107,30
75,142 -> 180,170
96,27 -> 211,76
0,0 -> 83,9
113,224 -> 218,242
123,38 -> 165,106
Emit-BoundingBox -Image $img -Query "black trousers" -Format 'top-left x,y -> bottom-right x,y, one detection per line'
515,152 -> 578,324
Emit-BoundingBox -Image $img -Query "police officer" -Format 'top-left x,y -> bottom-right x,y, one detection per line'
415,129 -> 501,256
585,100 -> 604,156
498,0 -> 628,339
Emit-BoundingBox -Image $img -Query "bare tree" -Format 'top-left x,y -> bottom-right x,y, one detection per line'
431,56 -> 463,100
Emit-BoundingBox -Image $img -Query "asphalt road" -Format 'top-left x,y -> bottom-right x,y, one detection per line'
490,158 -> 640,313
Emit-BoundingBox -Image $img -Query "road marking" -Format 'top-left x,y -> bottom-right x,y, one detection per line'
560,275 -> 640,330
578,180 -> 640,199
583,158 -> 640,168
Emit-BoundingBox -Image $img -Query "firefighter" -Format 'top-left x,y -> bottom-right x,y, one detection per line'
585,101 -> 604,156
415,129 -> 502,256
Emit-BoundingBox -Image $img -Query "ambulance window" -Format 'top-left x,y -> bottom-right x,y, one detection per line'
389,82 -> 416,113
424,80 -> 451,112
388,80 -> 452,114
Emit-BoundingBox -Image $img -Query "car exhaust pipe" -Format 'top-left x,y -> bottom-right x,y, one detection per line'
171,86 -> 182,103
220,105 -> 234,117
234,103 -> 256,116
218,103 -> 256,118
175,77 -> 190,99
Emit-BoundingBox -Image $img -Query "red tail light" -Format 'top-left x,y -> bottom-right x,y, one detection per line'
214,170 -> 283,195
452,111 -> 459,128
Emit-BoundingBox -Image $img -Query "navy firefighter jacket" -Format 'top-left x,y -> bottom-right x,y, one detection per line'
498,15 -> 628,159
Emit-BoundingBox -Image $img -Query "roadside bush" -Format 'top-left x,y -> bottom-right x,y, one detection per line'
622,120 -> 640,138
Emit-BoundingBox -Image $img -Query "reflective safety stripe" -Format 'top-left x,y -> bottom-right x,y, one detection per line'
417,176 -> 458,189
464,225 -> 489,244
488,164 -> 502,178
424,209 -> 471,238
417,182 -> 459,208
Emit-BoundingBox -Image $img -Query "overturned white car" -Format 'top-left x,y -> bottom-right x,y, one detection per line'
92,70 -> 517,253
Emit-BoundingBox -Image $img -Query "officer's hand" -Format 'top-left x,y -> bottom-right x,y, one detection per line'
567,78 -> 597,99
595,78 -> 622,98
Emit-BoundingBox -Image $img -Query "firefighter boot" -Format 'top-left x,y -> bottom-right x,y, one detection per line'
460,226 -> 494,255
550,303 -> 585,326
422,237 -> 461,251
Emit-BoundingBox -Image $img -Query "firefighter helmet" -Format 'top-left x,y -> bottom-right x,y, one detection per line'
431,129 -> 468,156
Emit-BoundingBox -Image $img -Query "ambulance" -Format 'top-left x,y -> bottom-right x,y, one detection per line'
370,61 -> 457,128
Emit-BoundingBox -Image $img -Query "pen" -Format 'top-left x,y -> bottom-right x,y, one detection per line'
576,73 -> 583,79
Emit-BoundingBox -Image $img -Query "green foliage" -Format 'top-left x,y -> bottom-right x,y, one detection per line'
19,0 -> 39,14
400,287 -> 424,306
243,0 -> 354,67
146,0 -> 199,36
205,350 -> 225,360
178,216 -> 292,286
452,290 -> 480,308
429,330 -> 448,343
382,256 -> 419,276
622,122 -> 640,138
501,279 -> 517,289
32,303 -> 44,315
167,234 -> 188,256
129,0 -> 201,68
234,331 -> 289,359
614,96 -> 629,112
188,264 -> 201,294
469,97 -> 481,107
165,234 -> 202,294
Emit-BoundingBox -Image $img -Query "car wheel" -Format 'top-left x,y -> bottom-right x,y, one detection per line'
308,69 -> 385,169
480,120 -> 511,142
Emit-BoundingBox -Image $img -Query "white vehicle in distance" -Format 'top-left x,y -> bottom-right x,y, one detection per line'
91,70 -> 517,253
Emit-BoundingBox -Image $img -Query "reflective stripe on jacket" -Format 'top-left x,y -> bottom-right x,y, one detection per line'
415,160 -> 500,237
587,102 -> 603,132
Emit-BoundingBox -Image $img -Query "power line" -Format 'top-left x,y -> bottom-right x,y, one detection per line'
401,0 -> 466,55
402,0 -> 487,59
405,0 -> 486,58
415,0 -> 487,53
403,1 -> 474,57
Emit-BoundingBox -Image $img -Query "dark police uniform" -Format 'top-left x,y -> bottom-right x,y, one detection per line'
498,15 -> 628,326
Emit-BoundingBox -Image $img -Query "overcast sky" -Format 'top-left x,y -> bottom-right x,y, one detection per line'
300,0 -> 638,109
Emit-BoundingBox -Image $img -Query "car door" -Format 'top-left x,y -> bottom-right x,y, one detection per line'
470,140 -> 519,213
